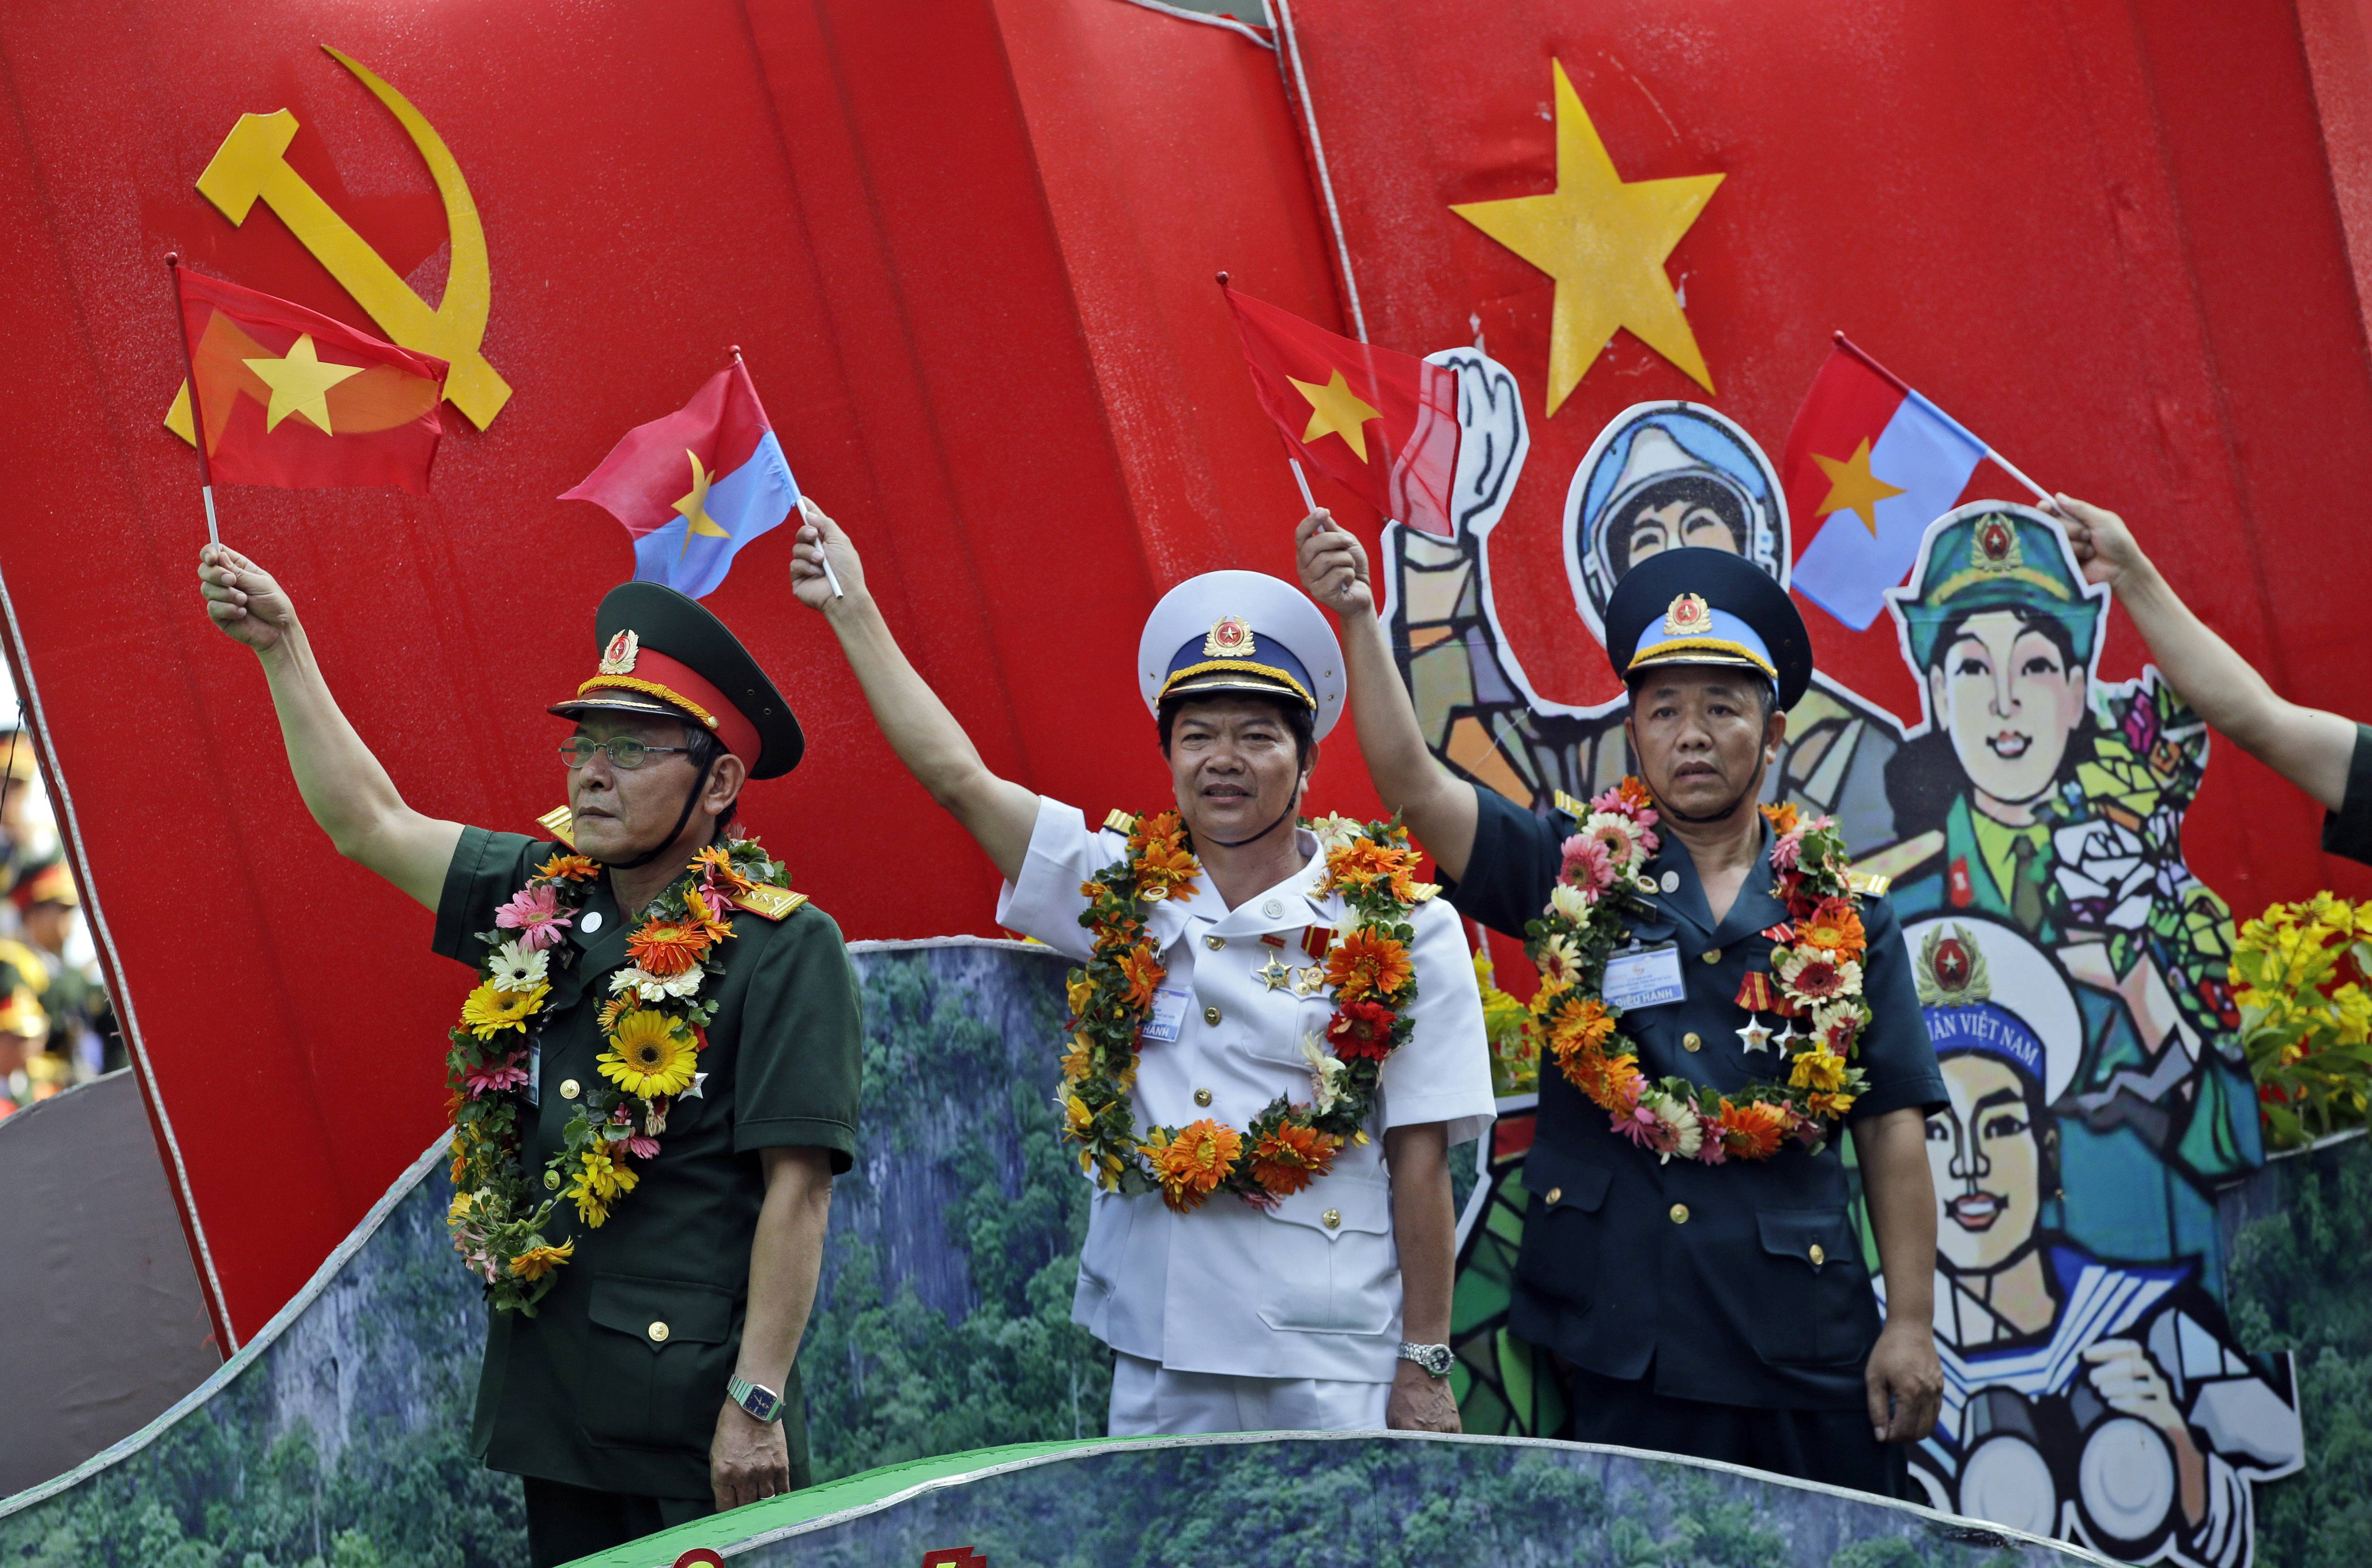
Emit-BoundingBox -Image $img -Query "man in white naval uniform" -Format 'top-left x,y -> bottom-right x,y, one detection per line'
791,500 -> 1495,1434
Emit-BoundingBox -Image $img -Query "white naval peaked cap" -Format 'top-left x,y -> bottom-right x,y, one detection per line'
1904,915 -> 2081,1104
1137,569 -> 1346,740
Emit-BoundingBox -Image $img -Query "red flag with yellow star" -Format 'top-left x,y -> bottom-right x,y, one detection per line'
1221,282 -> 1461,537
174,268 -> 448,494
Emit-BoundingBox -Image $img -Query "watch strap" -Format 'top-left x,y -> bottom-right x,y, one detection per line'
727,1373 -> 784,1423
1397,1341 -> 1453,1377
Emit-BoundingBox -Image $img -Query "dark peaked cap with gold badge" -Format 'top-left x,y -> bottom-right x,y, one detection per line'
548,581 -> 803,778
1603,546 -> 1812,710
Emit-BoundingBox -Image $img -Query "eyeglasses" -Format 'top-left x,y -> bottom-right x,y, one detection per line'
559,737 -> 693,770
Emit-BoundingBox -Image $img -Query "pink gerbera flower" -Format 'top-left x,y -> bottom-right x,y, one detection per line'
1559,834 -> 1616,894
1770,830 -> 1805,872
626,1134 -> 661,1160
461,1058 -> 530,1098
494,884 -> 573,951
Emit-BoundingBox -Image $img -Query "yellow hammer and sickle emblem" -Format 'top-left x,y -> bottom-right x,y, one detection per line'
167,45 -> 510,438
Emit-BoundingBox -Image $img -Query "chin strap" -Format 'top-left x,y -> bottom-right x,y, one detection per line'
1200,788 -> 1308,851
600,753 -> 719,872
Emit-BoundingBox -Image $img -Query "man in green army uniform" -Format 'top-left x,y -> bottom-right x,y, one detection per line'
1875,505 -> 2257,1288
197,545 -> 860,1567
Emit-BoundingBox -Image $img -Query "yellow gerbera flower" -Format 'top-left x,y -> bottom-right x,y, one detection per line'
567,1147 -> 639,1225
597,1010 -> 699,1098
461,980 -> 548,1039
508,1239 -> 575,1281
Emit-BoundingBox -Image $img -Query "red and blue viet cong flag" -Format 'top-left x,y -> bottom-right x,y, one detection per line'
1782,337 -> 2000,631
561,360 -> 798,599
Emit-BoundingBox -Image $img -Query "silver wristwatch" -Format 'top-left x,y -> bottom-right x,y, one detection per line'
727,1373 -> 784,1423
1397,1341 -> 1453,1378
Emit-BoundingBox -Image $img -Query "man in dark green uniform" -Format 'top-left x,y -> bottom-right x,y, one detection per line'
197,547 -> 860,1567
1302,518 -> 1945,1494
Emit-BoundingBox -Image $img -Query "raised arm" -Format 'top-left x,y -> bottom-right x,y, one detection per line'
2057,494 -> 2355,811
788,500 -> 1039,881
1295,512 -> 1481,881
197,545 -> 461,908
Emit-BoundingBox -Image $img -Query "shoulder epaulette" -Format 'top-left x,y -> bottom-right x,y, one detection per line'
537,805 -> 577,848
1103,809 -> 1137,835
728,884 -> 809,921
1552,789 -> 1589,821
1847,870 -> 1893,898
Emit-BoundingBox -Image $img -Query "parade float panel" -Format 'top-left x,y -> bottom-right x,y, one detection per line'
0,0 -> 1355,1345
1276,0 -> 2372,914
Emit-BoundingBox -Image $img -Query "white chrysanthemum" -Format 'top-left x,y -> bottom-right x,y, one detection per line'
609,966 -> 702,1002
487,940 -> 551,994
1548,882 -> 1596,923
1641,1087 -> 1704,1163
1537,934 -> 1584,991
1301,1032 -> 1348,1113
1583,811 -> 1647,875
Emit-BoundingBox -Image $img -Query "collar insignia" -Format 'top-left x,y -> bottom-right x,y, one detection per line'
1203,615 -> 1255,659
1663,592 -> 1712,637
599,628 -> 640,675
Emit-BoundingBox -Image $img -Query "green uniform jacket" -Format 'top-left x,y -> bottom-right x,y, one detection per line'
434,827 -> 862,1499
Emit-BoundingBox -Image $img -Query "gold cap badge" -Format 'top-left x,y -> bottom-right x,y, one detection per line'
1972,517 -> 2023,573
599,629 -> 640,675
1663,592 -> 1712,637
1203,616 -> 1255,659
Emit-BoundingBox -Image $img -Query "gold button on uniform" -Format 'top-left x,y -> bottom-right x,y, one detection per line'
1194,1088 -> 1212,1107
1670,1203 -> 1690,1225
647,1321 -> 669,1343
1321,1209 -> 1341,1229
1203,1005 -> 1221,1025
1683,1032 -> 1703,1052
543,1169 -> 560,1191
1809,1243 -> 1827,1266
1545,1186 -> 1563,1205
1700,949 -> 1722,965
560,1079 -> 581,1101
1204,935 -> 1226,951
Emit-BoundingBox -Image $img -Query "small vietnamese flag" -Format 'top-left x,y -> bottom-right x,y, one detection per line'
173,267 -> 448,494
1221,281 -> 1461,537
1783,336 -> 2030,631
560,360 -> 798,601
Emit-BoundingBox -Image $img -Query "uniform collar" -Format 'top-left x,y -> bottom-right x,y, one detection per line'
1638,818 -> 1788,942
1186,828 -> 1331,938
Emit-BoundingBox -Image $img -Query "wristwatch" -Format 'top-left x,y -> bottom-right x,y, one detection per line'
1397,1341 -> 1454,1378
727,1374 -> 784,1423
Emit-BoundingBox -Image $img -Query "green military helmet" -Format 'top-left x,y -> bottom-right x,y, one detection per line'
1886,502 -> 2105,674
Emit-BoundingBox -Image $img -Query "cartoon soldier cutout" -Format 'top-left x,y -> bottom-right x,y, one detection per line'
791,501 -> 1494,1435
197,550 -> 861,1567
1894,914 -> 2302,1566
1876,504 -> 2258,1289
1304,519 -> 1948,1494
1382,380 -> 1906,847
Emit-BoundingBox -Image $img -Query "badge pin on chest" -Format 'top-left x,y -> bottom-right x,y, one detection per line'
1253,934 -> 1293,992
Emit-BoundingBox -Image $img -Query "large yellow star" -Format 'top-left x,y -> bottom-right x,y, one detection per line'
1287,367 -> 1382,462
1810,437 -> 1907,534
1451,61 -> 1724,413
674,450 -> 731,559
242,334 -> 364,434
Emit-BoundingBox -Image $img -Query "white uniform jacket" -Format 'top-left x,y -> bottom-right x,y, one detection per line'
998,796 -> 1495,1383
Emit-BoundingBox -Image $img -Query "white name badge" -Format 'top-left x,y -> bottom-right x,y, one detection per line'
1602,942 -> 1687,1011
1142,985 -> 1193,1044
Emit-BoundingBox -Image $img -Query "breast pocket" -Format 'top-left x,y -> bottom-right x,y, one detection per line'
582,1273 -> 738,1448
1254,1177 -> 1395,1334
1746,1209 -> 1875,1366
1514,1142 -> 1614,1313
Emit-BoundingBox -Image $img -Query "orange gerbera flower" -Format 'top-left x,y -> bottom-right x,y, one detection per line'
1250,1122 -> 1341,1197
537,853 -> 601,883
507,1239 -> 575,1281
1806,1089 -> 1858,1119
626,919 -> 713,977
684,887 -> 735,945
1565,1046 -> 1645,1113
1760,800 -> 1801,836
1326,929 -> 1415,1003
1616,776 -> 1654,810
1146,1119 -> 1242,1211
1129,811 -> 1202,902
596,994 -> 634,1032
1797,897 -> 1867,959
691,845 -> 752,892
1714,1101 -> 1789,1161
1118,943 -> 1164,1011
1322,837 -> 1422,902
1546,994 -> 1618,1057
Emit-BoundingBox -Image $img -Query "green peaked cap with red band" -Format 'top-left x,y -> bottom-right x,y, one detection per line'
548,581 -> 803,779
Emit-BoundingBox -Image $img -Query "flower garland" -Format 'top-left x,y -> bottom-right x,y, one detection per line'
1525,781 -> 1872,1164
1061,810 -> 1432,1211
443,837 -> 789,1314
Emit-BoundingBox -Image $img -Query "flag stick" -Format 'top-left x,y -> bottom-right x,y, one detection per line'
1288,456 -> 1319,516
165,253 -> 220,548
1831,331 -> 2051,505
735,344 -> 841,598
